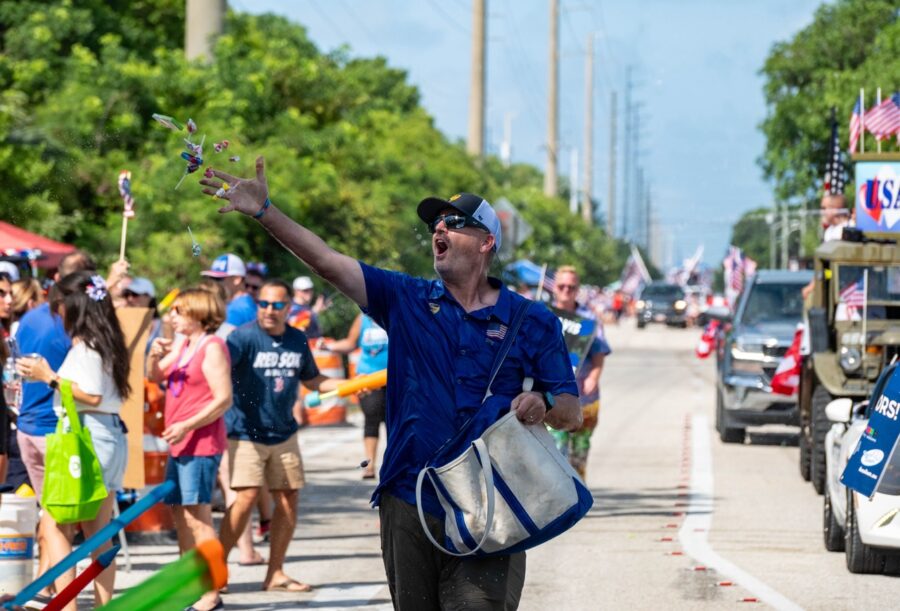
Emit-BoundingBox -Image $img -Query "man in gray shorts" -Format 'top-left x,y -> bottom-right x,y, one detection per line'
219,279 -> 344,592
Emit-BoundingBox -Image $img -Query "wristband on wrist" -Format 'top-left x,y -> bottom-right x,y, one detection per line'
542,391 -> 556,412
253,197 -> 272,219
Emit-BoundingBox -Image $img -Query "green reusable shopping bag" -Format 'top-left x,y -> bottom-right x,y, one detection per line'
41,380 -> 108,523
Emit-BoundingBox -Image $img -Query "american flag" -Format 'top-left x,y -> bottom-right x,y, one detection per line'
864,93 -> 900,140
541,270 -> 556,293
723,246 -> 757,294
486,322 -> 508,340
849,98 -> 862,154
118,170 -> 135,218
840,280 -> 866,307
823,111 -> 845,195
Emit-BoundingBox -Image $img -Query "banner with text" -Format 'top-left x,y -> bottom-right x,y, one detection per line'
855,161 -> 900,232
841,365 -> 900,498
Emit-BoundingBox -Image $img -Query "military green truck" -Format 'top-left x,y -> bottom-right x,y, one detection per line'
799,231 -> 900,494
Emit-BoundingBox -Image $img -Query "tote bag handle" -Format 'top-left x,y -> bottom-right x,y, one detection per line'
414,438 -> 496,557
57,380 -> 82,434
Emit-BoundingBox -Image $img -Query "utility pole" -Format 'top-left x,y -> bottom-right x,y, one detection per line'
622,67 -> 632,239
581,33 -> 594,225
644,183 -> 651,250
781,202 -> 789,269
500,112 -> 513,168
466,0 -> 486,157
607,91 -> 617,236
569,148 -> 579,214
635,166 -> 644,247
185,0 -> 226,61
543,0 -> 559,197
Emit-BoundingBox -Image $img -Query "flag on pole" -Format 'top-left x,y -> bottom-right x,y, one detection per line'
695,319 -> 720,359
542,269 -> 556,294
118,170 -> 135,218
620,245 -> 651,297
863,93 -> 900,141
849,98 -> 862,154
840,279 -> 866,309
723,246 -> 756,295
771,324 -> 803,396
824,109 -> 846,196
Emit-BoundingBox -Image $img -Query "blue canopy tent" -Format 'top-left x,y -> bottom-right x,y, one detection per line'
504,259 -> 544,286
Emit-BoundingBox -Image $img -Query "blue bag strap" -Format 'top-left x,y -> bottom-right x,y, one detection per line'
423,297 -> 534,466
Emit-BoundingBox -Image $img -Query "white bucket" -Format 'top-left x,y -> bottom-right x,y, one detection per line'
0,492 -> 38,593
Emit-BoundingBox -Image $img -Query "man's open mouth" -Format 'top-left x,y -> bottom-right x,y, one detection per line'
434,237 -> 449,256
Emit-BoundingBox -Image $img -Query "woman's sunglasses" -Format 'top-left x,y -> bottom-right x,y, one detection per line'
429,213 -> 489,234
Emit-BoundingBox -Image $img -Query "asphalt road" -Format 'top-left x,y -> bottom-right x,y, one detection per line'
109,322 -> 897,610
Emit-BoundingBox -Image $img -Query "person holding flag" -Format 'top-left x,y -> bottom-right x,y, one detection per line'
549,265 -> 611,479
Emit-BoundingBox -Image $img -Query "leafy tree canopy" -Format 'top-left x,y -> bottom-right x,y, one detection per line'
0,1 -> 632,332
760,0 -> 900,205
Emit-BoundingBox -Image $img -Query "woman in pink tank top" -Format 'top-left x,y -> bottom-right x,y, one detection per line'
148,288 -> 232,611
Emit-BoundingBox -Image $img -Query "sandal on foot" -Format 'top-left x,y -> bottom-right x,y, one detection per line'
237,555 -> 267,566
263,577 -> 313,593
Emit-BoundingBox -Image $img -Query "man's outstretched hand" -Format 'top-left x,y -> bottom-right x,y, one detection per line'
199,155 -> 269,216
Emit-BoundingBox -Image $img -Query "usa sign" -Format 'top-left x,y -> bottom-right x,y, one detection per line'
855,161 -> 900,232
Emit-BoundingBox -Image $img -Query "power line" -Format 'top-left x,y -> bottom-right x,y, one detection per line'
334,0 -> 379,47
309,0 -> 351,42
426,0 -> 470,35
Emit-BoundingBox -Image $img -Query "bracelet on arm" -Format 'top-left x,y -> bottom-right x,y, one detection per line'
253,196 -> 272,219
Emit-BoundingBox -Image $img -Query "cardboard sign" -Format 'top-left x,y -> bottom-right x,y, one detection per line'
116,307 -> 153,489
855,161 -> 900,232
549,306 -> 596,374
841,365 -> 900,498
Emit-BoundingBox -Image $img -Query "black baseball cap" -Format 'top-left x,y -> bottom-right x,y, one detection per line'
417,193 -> 502,251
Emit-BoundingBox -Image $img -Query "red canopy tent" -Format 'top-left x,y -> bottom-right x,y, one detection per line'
0,221 -> 76,269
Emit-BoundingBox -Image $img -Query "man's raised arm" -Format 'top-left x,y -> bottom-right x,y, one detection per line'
200,156 -> 367,308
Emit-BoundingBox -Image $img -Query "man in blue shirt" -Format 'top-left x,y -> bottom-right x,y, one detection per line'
202,159 -> 581,610
201,253 -> 257,326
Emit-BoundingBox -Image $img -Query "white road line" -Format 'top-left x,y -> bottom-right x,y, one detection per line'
679,415 -> 804,611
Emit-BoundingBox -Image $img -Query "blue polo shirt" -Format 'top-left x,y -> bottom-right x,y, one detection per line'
360,262 -> 577,517
15,303 -> 71,435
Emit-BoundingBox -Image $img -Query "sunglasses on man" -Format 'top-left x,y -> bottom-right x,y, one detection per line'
429,213 -> 489,234
258,300 -> 289,311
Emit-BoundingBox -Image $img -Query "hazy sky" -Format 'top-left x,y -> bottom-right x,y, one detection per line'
237,0 -> 825,267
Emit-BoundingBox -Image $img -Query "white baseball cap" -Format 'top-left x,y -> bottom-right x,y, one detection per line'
416,192 -> 502,251
293,276 -> 314,291
202,253 -> 247,278
0,261 -> 20,282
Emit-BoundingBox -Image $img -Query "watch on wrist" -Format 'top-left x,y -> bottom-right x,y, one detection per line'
542,391 -> 556,412
49,375 -> 60,390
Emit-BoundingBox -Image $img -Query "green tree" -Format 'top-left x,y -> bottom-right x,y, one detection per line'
0,2 -> 633,335
760,0 -> 900,205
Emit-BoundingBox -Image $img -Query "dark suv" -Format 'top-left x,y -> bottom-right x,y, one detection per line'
714,269 -> 813,443
636,282 -> 687,328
